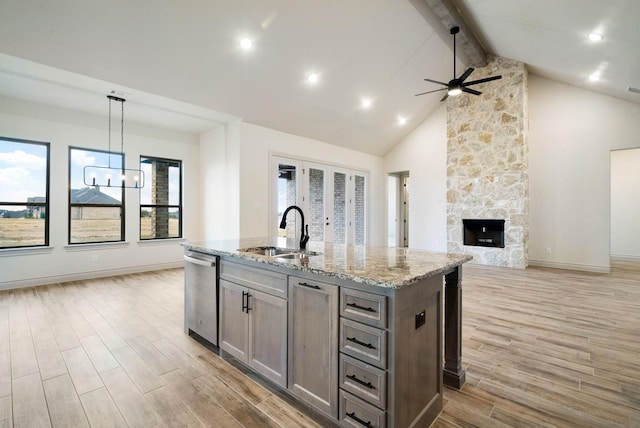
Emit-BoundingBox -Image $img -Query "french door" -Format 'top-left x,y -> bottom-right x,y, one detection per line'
271,156 -> 367,245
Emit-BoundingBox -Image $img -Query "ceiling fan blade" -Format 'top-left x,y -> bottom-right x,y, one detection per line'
415,88 -> 447,96
440,93 -> 449,102
423,78 -> 449,86
458,67 -> 474,83
463,75 -> 502,86
462,87 -> 481,96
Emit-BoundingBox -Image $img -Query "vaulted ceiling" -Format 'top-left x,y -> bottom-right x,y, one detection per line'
0,0 -> 638,156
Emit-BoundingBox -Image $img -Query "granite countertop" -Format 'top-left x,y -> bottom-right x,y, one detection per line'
183,237 -> 472,289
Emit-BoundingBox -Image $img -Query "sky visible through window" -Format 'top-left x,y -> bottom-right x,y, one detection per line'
1,141 -> 183,212
0,140 -> 47,209
70,149 -> 123,202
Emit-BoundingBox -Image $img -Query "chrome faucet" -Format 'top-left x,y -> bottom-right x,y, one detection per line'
279,205 -> 310,251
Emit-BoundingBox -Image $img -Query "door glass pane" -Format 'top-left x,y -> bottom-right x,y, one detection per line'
308,168 -> 324,241
354,175 -> 366,245
278,163 -> 297,239
333,172 -> 346,244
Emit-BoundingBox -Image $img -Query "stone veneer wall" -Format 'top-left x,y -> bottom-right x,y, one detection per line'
447,55 -> 529,268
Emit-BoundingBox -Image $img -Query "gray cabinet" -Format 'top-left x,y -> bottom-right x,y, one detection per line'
216,257 -> 443,427
219,279 -> 249,360
288,275 -> 339,418
219,261 -> 288,387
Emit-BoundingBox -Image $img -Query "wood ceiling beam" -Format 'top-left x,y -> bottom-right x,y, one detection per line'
412,0 -> 488,67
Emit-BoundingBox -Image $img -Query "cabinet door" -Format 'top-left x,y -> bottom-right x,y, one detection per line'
288,277 -> 339,418
219,279 -> 249,361
248,289 -> 288,387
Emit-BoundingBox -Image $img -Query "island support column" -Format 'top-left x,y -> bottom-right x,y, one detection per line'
443,266 -> 466,389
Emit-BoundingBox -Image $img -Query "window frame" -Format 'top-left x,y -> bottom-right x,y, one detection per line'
139,155 -> 183,240
0,137 -> 50,249
68,146 -> 125,245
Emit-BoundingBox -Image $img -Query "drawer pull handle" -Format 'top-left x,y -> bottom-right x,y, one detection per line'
347,337 -> 376,349
346,411 -> 372,427
346,302 -> 376,313
298,282 -> 321,290
346,374 -> 375,390
242,291 -> 248,313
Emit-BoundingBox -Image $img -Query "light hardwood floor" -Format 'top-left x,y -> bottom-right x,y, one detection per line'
0,261 -> 638,427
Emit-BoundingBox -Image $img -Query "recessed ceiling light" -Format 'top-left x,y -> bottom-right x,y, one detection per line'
397,116 -> 407,126
361,97 -> 372,109
307,72 -> 319,85
240,37 -> 253,50
588,33 -> 603,42
588,73 -> 600,82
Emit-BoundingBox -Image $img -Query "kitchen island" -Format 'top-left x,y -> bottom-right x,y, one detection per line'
183,238 -> 471,428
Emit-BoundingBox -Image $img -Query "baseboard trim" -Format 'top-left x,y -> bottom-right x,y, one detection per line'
528,259 -> 610,274
610,254 -> 640,262
0,261 -> 184,291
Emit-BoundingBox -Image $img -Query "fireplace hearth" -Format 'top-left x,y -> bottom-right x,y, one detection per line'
463,219 -> 505,248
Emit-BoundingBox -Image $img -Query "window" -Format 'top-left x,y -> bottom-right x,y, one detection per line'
140,156 -> 182,239
69,147 -> 124,244
0,137 -> 50,249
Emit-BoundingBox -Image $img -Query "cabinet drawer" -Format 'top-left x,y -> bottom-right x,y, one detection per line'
340,319 -> 387,369
220,260 -> 287,298
339,390 -> 386,428
340,288 -> 386,328
339,354 -> 386,409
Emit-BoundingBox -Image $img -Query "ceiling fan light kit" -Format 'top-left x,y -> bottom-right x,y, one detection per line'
416,26 -> 502,101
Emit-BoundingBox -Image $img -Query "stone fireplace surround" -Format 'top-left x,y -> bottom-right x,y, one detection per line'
446,56 -> 529,269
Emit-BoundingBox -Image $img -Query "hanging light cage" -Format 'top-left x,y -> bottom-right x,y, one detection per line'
83,95 -> 145,189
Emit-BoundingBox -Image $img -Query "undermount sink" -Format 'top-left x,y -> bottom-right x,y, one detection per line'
237,246 -> 320,259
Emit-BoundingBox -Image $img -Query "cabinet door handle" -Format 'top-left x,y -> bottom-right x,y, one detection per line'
346,374 -> 375,390
346,411 -> 372,428
298,282 -> 321,290
246,293 -> 252,313
347,337 -> 376,349
242,291 -> 248,313
346,302 -> 376,313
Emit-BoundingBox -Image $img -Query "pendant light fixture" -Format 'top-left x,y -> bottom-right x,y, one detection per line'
83,95 -> 145,189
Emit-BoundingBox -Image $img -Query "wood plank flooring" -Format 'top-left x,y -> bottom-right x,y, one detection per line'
436,259 -> 640,428
0,261 -> 638,427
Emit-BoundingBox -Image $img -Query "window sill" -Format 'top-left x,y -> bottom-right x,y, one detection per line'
64,242 -> 130,251
0,246 -> 54,257
137,238 -> 185,246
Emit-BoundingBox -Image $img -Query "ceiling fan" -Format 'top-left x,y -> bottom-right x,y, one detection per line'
415,26 -> 502,102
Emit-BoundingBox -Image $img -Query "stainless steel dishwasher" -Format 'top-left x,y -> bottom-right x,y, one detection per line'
184,250 -> 218,346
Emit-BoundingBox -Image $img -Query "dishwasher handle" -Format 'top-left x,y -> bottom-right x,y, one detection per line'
183,255 -> 216,267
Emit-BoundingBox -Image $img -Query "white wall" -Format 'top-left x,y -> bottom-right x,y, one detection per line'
238,122 -> 386,245
0,96 -> 202,289
199,120 -> 241,241
528,76 -> 640,272
384,105 -> 447,252
611,148 -> 640,259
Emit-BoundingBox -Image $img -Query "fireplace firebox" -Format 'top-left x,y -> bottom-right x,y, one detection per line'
463,219 -> 505,248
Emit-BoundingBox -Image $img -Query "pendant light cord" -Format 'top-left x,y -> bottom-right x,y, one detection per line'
106,95 -> 126,169
108,97 -> 112,168
120,99 -> 124,156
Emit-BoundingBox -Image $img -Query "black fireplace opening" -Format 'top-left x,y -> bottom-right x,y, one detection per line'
463,219 -> 505,248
